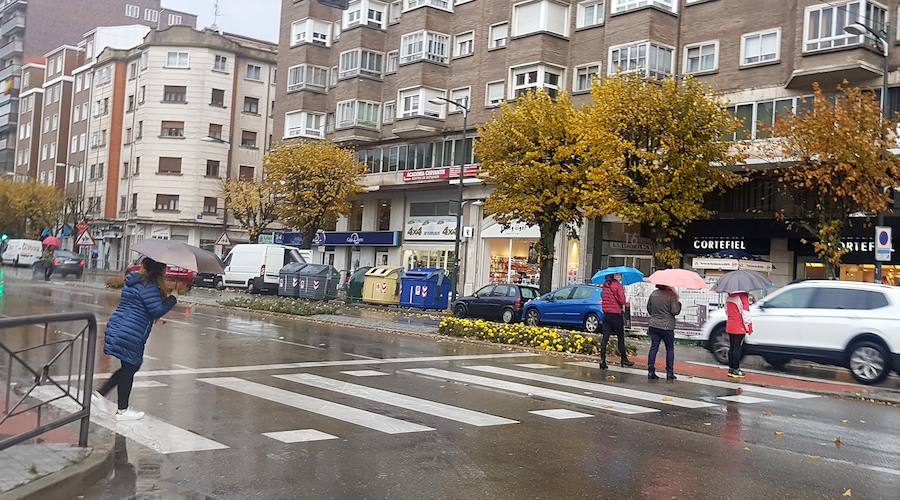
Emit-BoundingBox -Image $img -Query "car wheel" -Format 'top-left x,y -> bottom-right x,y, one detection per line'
583,313 -> 600,334
710,325 -> 730,365
763,355 -> 791,370
453,303 -> 467,318
848,341 -> 891,385
76,271 -> 83,279
215,278 -> 225,291
247,279 -> 259,294
525,309 -> 540,327
501,308 -> 516,324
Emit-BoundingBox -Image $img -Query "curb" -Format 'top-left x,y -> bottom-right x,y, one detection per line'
3,431 -> 115,500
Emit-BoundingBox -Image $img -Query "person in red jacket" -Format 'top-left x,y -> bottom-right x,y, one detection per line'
725,291 -> 752,378
600,273 -> 633,369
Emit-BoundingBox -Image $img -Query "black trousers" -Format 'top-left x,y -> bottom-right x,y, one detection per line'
647,327 -> 675,375
98,360 -> 140,410
600,313 -> 627,360
728,334 -> 745,370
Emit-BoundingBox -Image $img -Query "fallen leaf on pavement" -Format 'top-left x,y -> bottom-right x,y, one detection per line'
806,455 -> 820,461
841,419 -> 848,424
606,375 -> 616,381
703,422 -> 712,426
743,447 -> 751,452
661,396 -> 673,402
774,431 -> 785,437
842,489 -> 852,497
736,387 -> 744,395
762,410 -> 772,417
834,436 -> 842,447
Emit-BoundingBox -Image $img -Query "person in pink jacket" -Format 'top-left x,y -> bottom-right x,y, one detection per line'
725,291 -> 752,378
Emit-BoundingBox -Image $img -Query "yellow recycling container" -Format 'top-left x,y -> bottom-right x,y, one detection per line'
362,266 -> 404,305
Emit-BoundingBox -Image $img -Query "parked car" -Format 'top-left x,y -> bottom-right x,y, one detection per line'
222,244 -> 306,294
521,284 -> 605,334
126,261 -> 197,287
452,283 -> 540,323
51,250 -> 86,278
193,272 -> 225,289
699,280 -> 900,384
1,239 -> 43,267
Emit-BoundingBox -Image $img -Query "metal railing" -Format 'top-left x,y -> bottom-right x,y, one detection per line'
0,313 -> 98,450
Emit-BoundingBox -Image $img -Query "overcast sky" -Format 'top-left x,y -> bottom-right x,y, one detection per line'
164,0 -> 281,42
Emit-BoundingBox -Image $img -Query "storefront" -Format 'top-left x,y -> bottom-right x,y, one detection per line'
791,219 -> 900,283
599,221 -> 655,276
403,201 -> 456,271
480,220 -> 541,285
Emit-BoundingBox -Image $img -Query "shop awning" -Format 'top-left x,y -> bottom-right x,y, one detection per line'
480,220 -> 540,239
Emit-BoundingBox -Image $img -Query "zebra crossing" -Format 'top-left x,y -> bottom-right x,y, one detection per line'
31,359 -> 820,455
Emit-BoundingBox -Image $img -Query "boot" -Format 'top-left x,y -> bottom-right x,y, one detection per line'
648,370 -> 660,380
599,356 -> 608,370
666,372 -> 677,381
621,357 -> 634,367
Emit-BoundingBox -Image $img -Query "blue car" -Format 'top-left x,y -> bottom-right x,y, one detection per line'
522,284 -> 605,334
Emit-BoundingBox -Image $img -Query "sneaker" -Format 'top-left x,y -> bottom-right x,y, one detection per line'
91,391 -> 113,414
115,408 -> 145,421
727,370 -> 745,379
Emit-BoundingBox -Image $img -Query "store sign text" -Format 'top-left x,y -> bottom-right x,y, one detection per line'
405,216 -> 456,241
693,239 -> 746,250
402,166 -> 478,183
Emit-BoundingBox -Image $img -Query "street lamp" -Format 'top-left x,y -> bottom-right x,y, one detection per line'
430,96 -> 469,302
845,19 -> 891,283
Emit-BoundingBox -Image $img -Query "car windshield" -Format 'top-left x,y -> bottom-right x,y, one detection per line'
519,287 -> 539,299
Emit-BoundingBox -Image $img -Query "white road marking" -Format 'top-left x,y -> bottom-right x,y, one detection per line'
31,386 -> 228,454
340,370 -> 389,377
263,429 -> 339,443
406,368 -> 659,415
92,353 -> 541,379
341,352 -> 379,360
161,319 -> 191,326
132,381 -> 168,388
172,364 -> 195,370
200,377 -> 433,434
277,373 -> 517,427
684,360 -> 899,384
718,395 -> 771,404
567,362 -> 819,400
515,363 -> 557,369
466,365 -> 716,409
529,409 -> 593,420
205,327 -> 326,350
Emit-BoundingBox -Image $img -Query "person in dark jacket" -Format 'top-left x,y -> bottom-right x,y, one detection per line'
92,258 -> 176,421
646,284 -> 682,381
600,273 -> 633,369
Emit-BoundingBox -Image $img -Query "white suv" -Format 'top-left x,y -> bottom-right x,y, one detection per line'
699,281 -> 900,384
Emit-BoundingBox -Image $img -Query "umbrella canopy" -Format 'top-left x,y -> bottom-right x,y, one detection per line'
42,236 -> 61,248
648,269 -> 707,290
711,270 -> 773,294
591,266 -> 644,286
132,240 -> 224,274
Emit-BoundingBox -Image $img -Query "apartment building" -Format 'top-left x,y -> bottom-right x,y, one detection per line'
274,0 -> 900,290
0,0 -> 197,176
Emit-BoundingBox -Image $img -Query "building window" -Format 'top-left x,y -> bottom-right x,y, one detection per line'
611,0 -> 675,14
608,40 -> 674,79
486,81 -> 505,106
158,157 -> 182,174
208,123 -> 223,140
239,166 -> 255,180
398,87 -> 445,118
291,18 -> 332,47
168,14 -> 183,25
134,157 -> 141,175
241,131 -> 258,148
287,64 -> 329,91
806,1 -> 885,52
242,97 -> 259,114
741,29 -> 780,66
400,30 -> 450,64
140,51 -> 149,70
128,62 -> 138,79
343,0 -> 388,29
573,63 -> 600,92
127,95 -> 135,112
211,89 -> 225,107
723,97 -> 799,141
511,64 -> 563,98
512,1 -> 569,38
246,64 -> 263,81
125,4 -> 140,18
449,87 -> 470,111
383,101 -> 396,123
161,121 -> 185,138
577,0 -> 604,28
403,0 -> 452,11
131,193 -> 138,211
155,194 -> 179,211
145,8 -> 159,22
454,31 -> 474,57
139,85 -> 146,103
163,85 -> 187,103
206,160 -> 220,177
203,197 -> 218,215
489,22 -> 508,49
367,1 -> 387,27
284,111 -> 325,138
96,67 -> 112,85
125,127 -> 133,143
386,51 -> 399,73
137,121 -> 143,138
336,100 -> 381,129
165,51 -> 189,68
214,55 -> 228,72
683,40 -> 719,74
339,49 -> 384,79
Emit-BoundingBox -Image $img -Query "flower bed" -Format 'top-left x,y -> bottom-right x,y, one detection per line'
438,317 -> 635,356
219,296 -> 340,316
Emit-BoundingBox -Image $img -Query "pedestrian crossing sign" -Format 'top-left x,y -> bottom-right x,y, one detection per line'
75,230 -> 95,247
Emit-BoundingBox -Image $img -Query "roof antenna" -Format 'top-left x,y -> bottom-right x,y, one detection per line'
210,0 -> 222,32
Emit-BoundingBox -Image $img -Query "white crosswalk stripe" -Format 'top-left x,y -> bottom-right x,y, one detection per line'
200,377 -> 434,434
529,409 -> 593,420
567,362 -> 819,400
718,395 -> 772,404
263,429 -> 339,443
276,373 -> 517,427
405,368 -> 659,415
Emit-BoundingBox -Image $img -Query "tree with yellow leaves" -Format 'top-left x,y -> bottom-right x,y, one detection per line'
265,141 -> 366,248
0,178 -> 63,237
577,76 -> 746,268
769,83 -> 900,278
221,179 -> 278,244
475,91 -> 586,292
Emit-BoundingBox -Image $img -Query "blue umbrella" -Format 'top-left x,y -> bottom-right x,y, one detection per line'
591,266 -> 644,286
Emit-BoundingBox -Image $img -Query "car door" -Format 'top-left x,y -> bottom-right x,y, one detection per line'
749,286 -> 817,349
542,287 -> 576,323
467,285 -> 495,317
488,285 -> 513,320
563,286 -> 597,326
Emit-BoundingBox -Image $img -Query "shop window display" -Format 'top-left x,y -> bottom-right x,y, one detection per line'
488,240 -> 540,285
405,249 -> 454,271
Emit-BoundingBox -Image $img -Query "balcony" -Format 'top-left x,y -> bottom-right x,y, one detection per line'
391,116 -> 444,139
0,112 -> 12,133
0,14 -> 24,35
0,39 -> 23,60
0,63 -> 18,81
330,127 -> 381,144
786,47 -> 884,89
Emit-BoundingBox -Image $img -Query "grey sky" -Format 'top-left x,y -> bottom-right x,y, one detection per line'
164,0 -> 281,42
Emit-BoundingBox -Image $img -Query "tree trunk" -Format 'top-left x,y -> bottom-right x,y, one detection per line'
537,222 -> 560,293
248,230 -> 259,244
302,230 -> 316,250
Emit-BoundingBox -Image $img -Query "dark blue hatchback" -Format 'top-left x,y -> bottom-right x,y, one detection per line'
452,284 -> 541,324
521,285 -> 605,334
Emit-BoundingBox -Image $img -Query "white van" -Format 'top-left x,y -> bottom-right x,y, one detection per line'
1,239 -> 43,267
222,244 -> 306,294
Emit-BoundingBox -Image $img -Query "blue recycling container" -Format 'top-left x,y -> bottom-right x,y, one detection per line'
399,268 -> 450,310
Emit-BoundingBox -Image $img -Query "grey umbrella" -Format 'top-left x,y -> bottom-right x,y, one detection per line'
711,270 -> 774,293
132,240 -> 225,274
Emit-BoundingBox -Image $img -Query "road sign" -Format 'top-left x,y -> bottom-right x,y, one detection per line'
75,221 -> 88,235
75,230 -> 95,247
875,226 -> 892,262
215,232 -> 232,246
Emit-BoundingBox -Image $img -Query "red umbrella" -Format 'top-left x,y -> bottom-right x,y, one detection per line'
42,236 -> 61,248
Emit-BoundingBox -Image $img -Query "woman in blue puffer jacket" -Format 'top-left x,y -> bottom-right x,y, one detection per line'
92,257 -> 176,421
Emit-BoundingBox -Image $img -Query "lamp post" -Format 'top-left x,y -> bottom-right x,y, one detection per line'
845,19 -> 890,283
430,96 -> 469,302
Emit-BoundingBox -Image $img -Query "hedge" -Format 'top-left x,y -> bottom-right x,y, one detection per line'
438,317 -> 636,356
105,276 -> 190,294
219,296 -> 339,316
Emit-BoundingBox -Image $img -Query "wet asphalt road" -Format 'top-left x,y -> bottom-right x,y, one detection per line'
1,271 -> 899,499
